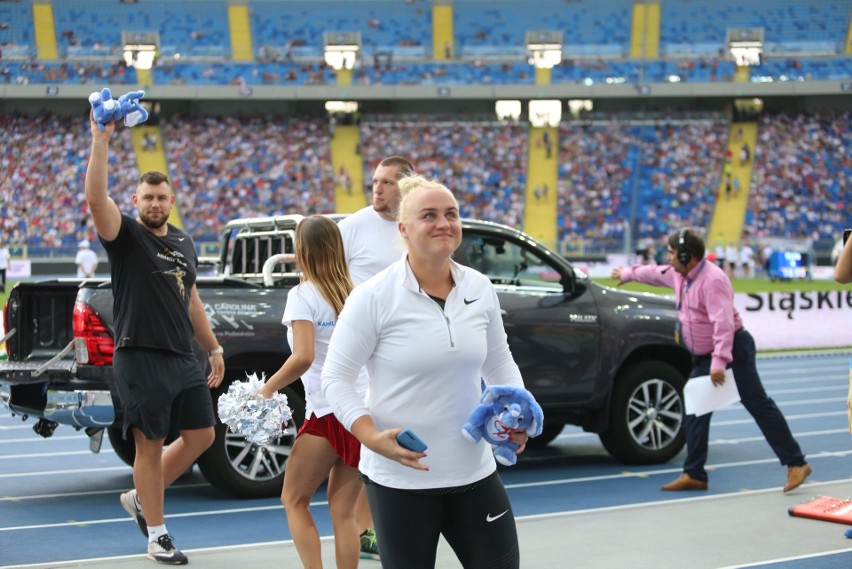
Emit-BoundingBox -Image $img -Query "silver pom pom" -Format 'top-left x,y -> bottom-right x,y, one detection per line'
217,372 -> 293,445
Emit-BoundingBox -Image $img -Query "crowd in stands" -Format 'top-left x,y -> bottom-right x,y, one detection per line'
557,122 -> 639,249
0,114 -> 137,254
634,120 -> 728,239
1,111 -> 848,260
6,56 -> 851,87
747,111 -> 851,243
1,60 -> 135,85
556,119 -> 726,250
358,120 -> 528,229
160,115 -> 336,241
152,61 -> 334,86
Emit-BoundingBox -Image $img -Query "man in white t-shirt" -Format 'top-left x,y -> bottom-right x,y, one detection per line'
337,155 -> 415,559
75,239 -> 99,278
338,156 -> 414,285
0,241 -> 10,292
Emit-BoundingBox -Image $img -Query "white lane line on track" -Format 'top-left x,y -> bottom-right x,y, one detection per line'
0,449 -> 115,460
0,502 -> 292,532
0,466 -> 130,479
772,396 -> 848,407
719,548 -> 852,569
503,450 -> 852,490
2,427 -> 848,480
0,482 -> 209,502
0,435 -> 88,443
4,452 -> 852,532
554,416 -> 847,443
709,428 -> 848,445
763,374 -> 847,385
8,486 -> 852,569
768,385 -> 848,395
0,538 -> 313,569
714,410 -> 848,425
511,478 -> 852,520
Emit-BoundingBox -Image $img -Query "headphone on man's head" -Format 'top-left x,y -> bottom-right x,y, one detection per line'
677,228 -> 691,265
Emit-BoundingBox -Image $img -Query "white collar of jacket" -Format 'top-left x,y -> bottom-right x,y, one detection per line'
395,253 -> 468,294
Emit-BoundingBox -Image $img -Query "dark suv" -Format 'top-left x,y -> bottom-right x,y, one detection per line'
456,219 -> 692,464
1,216 -> 691,498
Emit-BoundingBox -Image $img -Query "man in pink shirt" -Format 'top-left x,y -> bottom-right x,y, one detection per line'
611,228 -> 811,493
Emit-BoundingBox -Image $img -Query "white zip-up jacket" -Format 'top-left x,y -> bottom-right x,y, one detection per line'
322,256 -> 524,490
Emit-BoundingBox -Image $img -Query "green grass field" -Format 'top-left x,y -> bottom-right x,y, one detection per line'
596,277 -> 848,295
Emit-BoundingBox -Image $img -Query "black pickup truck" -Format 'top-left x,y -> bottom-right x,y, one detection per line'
0,215 -> 692,498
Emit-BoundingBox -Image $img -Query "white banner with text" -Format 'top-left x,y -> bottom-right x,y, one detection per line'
735,291 -> 852,350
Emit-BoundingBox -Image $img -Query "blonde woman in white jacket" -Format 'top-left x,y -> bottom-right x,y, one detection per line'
322,175 -> 529,569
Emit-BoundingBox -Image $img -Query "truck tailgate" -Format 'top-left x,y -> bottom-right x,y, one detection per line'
2,281 -> 81,382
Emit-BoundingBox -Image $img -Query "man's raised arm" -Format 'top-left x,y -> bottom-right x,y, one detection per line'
85,113 -> 122,242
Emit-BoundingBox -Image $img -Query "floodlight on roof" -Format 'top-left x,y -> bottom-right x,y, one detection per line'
325,101 -> 359,113
495,100 -> 522,121
122,31 -> 158,70
526,31 -> 563,70
324,31 -> 360,70
528,100 -> 561,128
728,27 -> 763,67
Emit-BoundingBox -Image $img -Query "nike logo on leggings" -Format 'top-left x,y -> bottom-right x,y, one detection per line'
486,510 -> 508,522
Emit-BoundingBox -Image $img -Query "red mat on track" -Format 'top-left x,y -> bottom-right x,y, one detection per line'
789,496 -> 852,525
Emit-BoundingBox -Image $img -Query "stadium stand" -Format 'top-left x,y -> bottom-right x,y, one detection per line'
0,0 -> 34,57
250,0 -> 430,60
5,109 -> 844,259
51,0 -> 230,58
746,111 -> 851,246
358,118 -> 529,230
2,0 -> 850,86
151,61 -> 333,86
453,0 -> 632,58
1,0 -> 850,261
660,0 -> 852,56
0,113 -> 138,255
160,115 -> 336,242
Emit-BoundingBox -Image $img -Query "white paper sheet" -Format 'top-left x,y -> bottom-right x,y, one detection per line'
683,369 -> 740,417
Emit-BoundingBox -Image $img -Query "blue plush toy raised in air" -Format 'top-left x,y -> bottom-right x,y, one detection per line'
88,87 -> 148,131
461,385 -> 544,466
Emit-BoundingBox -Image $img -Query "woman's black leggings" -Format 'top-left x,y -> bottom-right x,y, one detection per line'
364,472 -> 519,569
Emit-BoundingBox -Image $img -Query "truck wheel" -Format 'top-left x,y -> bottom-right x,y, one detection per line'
197,384 -> 306,499
107,427 -> 136,467
526,420 -> 564,448
599,361 -> 686,465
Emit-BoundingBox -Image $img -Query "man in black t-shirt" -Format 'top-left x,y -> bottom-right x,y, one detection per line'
86,112 -> 224,565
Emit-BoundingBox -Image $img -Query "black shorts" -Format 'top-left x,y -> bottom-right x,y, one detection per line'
364,472 -> 519,569
113,348 -> 215,441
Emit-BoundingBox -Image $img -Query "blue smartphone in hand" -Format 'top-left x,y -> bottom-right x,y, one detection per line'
396,429 -> 427,452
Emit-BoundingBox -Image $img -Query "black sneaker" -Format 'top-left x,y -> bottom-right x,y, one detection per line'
147,534 -> 188,565
120,489 -> 148,537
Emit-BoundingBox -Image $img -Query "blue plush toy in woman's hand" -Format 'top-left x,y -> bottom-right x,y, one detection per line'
461,385 -> 544,466
88,87 -> 149,131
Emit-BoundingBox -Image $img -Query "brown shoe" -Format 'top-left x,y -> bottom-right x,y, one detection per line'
783,464 -> 812,493
660,473 -> 708,491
